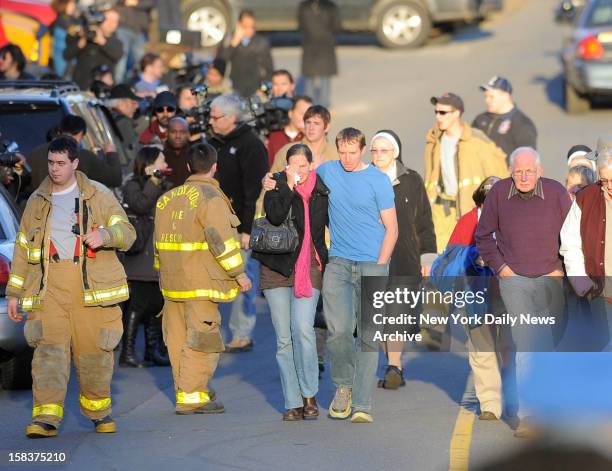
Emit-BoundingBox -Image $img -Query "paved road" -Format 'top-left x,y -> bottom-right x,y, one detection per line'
2,1 -> 612,469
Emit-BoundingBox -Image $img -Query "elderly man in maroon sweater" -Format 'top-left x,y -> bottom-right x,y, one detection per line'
475,147 -> 572,438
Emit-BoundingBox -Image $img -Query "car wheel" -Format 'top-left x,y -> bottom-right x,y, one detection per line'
375,1 -> 432,48
564,79 -> 590,114
0,349 -> 33,390
183,0 -> 230,48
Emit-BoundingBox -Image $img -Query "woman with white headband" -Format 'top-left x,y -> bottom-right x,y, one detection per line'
370,130 -> 437,389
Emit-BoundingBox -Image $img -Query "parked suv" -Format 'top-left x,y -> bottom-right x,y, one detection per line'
0,80 -> 122,390
0,183 -> 26,390
0,80 -> 121,158
183,0 -> 503,49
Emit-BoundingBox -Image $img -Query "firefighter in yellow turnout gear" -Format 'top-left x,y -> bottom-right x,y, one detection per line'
7,137 -> 135,438
154,143 -> 252,414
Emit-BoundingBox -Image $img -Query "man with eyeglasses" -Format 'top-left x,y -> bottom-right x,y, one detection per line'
138,91 -> 178,146
476,147 -> 572,438
208,95 -> 269,352
424,92 -> 508,253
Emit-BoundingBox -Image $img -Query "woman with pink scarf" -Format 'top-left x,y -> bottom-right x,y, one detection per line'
253,144 -> 330,421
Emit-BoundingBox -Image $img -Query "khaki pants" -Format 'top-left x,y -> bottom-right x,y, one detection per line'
431,202 -> 458,253
24,260 -> 123,427
162,299 -> 225,412
466,325 -> 503,418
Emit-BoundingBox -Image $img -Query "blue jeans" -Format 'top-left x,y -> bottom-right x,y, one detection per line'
322,257 -> 388,412
228,250 -> 260,340
304,76 -> 331,108
115,28 -> 146,83
53,27 -> 70,77
264,287 -> 320,409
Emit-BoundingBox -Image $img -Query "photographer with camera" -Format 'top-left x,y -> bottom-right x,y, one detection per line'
28,115 -> 122,191
267,95 -> 312,166
208,95 -> 269,352
120,146 -> 171,367
64,7 -> 123,90
138,91 -> 177,146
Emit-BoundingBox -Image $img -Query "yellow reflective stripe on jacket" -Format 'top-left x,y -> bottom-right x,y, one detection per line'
32,403 -> 64,419
16,231 -> 29,250
161,287 -> 239,301
155,241 -> 209,251
21,296 -> 41,310
458,177 -> 483,189
15,232 -> 42,262
8,274 -> 24,289
218,253 -> 243,271
154,253 -> 160,271
80,395 -> 111,411
424,181 -> 436,191
28,248 -> 41,263
176,391 -> 211,405
83,284 -> 129,304
217,238 -> 241,258
107,215 -> 127,226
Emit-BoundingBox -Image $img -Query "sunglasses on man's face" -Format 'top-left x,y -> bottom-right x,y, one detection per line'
155,106 -> 176,114
434,109 -> 454,116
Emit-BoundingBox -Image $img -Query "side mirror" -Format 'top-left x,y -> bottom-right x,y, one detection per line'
556,1 -> 576,24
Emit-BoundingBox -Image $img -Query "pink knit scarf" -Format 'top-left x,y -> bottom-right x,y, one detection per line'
294,171 -> 318,298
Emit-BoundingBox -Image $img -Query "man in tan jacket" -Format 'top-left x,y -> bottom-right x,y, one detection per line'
7,136 -> 135,438
154,143 -> 252,414
424,93 -> 509,252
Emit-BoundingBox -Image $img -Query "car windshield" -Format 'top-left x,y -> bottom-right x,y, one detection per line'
0,103 -> 64,156
585,0 -> 612,27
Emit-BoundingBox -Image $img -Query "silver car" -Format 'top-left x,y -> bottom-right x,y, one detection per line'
562,0 -> 612,113
0,184 -> 29,390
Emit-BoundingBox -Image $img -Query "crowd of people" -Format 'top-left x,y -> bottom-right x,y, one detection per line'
2,0 -> 610,445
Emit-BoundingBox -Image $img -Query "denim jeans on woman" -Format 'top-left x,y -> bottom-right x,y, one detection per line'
322,257 -> 388,413
264,287 -> 320,409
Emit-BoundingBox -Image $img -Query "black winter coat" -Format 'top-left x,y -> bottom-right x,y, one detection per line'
121,176 -> 168,282
252,172 -> 329,278
390,161 -> 437,278
219,34 -> 273,97
209,124 -> 269,234
298,0 -> 341,77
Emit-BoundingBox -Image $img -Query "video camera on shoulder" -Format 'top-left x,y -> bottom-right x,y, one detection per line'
244,83 -> 293,136
74,3 -> 112,42
185,84 -> 213,137
0,132 -> 22,168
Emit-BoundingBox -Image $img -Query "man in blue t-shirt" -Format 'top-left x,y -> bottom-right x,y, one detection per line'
317,128 -> 397,423
264,127 -> 398,422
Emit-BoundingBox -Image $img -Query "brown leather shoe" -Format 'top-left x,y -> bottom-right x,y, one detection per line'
303,397 -> 319,419
282,407 -> 304,421
479,411 -> 498,421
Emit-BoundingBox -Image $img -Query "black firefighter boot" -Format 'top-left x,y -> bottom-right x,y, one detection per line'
119,311 -> 144,368
144,315 -> 170,366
